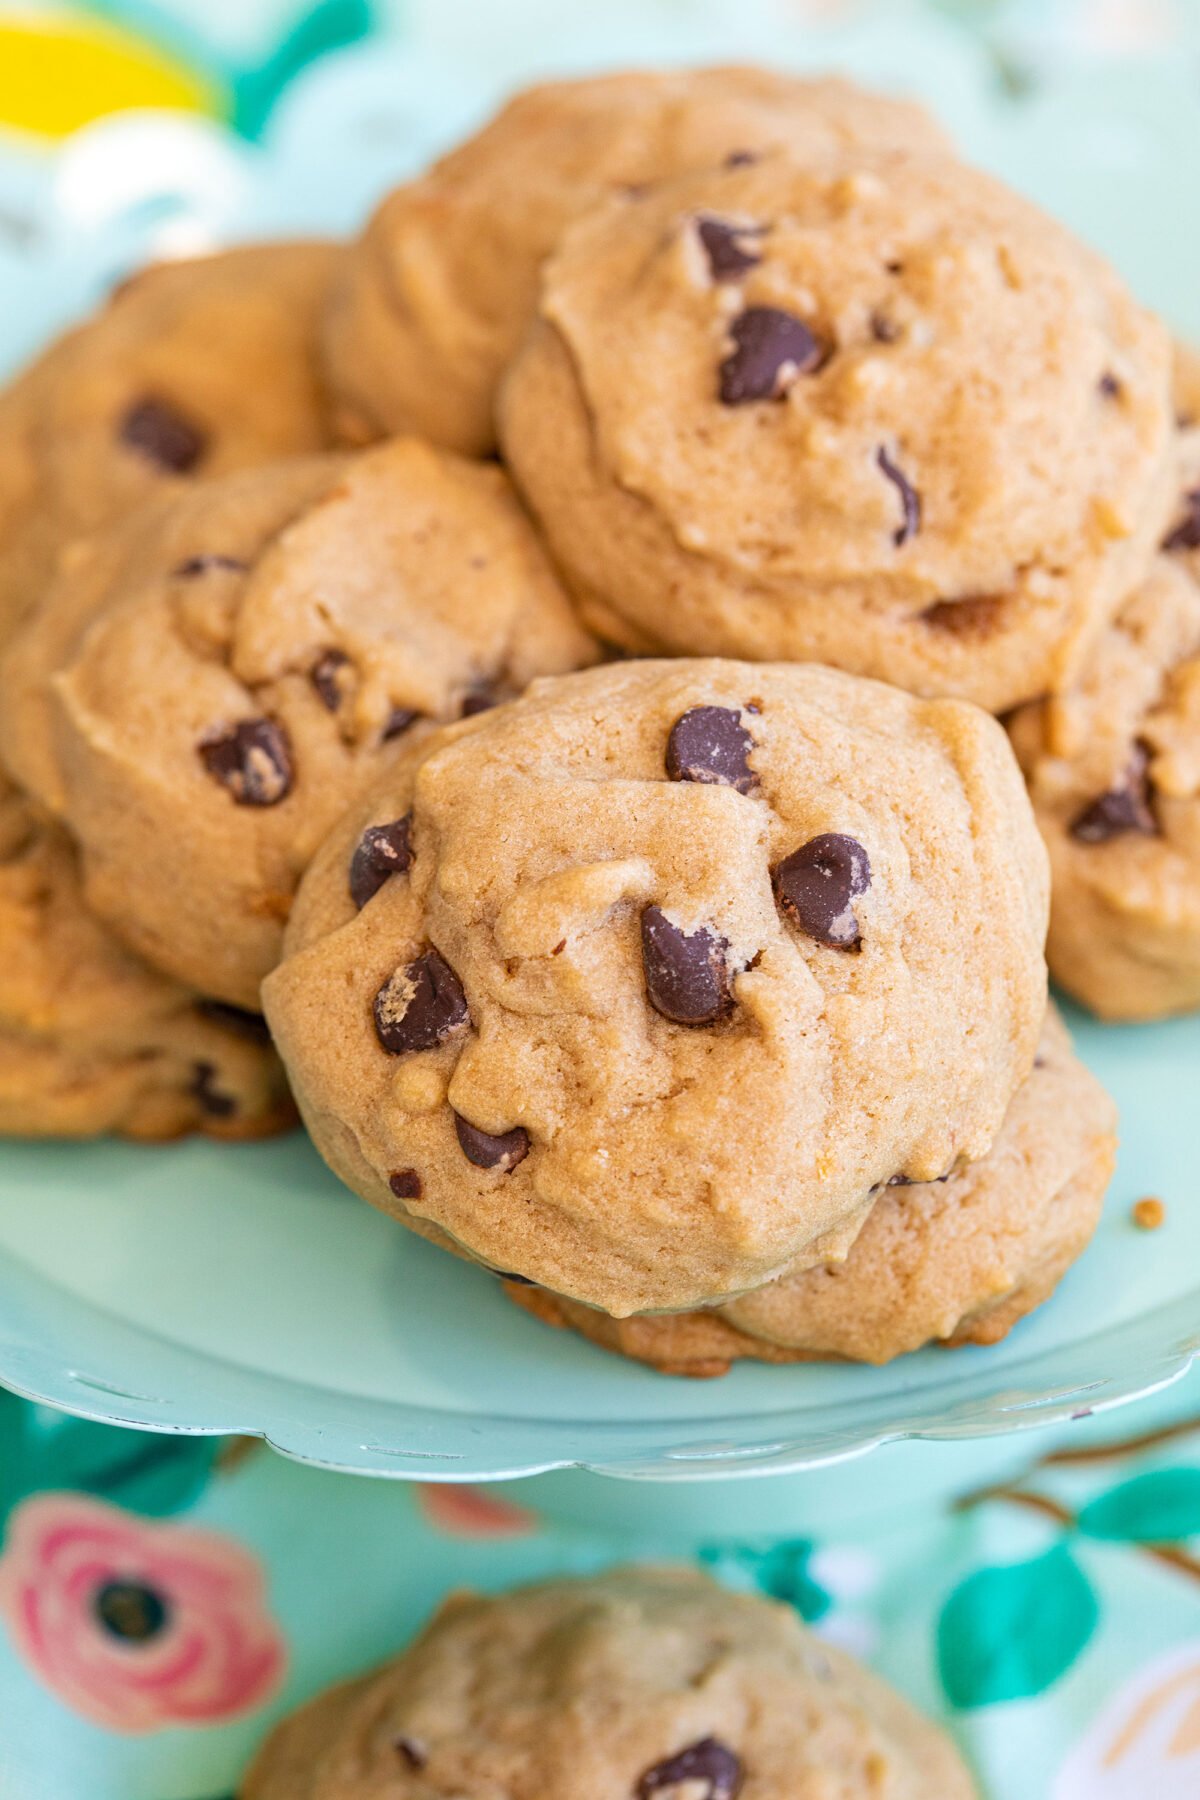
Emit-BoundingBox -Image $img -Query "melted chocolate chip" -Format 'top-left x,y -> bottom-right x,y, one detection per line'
922,596 -> 1004,636
388,1169 -> 422,1200
454,1112 -> 530,1173
718,307 -> 825,405
1099,371 -> 1122,399
1069,745 -> 1158,844
311,648 -> 352,711
172,554 -> 246,578
773,833 -> 871,950
666,706 -> 757,793
695,214 -> 763,281
460,686 -> 498,718
1162,488 -> 1200,553
373,950 -> 469,1055
393,1737 -> 427,1770
190,1060 -> 236,1118
887,1170 -> 952,1188
93,1581 -> 170,1643
641,906 -> 733,1025
870,312 -> 898,344
876,445 -> 921,546
637,1737 -> 743,1799
383,706 -> 422,741
350,815 -> 414,910
119,396 -> 206,472
194,1000 -> 272,1043
494,1269 -> 535,1285
199,718 -> 293,806
724,149 -> 758,168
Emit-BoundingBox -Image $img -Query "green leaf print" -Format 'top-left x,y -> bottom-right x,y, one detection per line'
938,1542 -> 1098,1708
698,1539 -> 832,1622
1077,1468 -> 1200,1542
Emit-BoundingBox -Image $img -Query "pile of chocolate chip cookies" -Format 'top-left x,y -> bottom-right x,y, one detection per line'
13,60 -> 1197,1376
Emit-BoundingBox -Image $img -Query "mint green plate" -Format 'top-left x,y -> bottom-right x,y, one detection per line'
0,1006 -> 1195,1482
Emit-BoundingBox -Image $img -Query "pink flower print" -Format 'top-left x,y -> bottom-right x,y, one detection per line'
0,1492 -> 286,1733
416,1483 -> 535,1537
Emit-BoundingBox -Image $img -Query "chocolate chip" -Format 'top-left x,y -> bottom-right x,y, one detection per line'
388,1169 -> 422,1200
1162,488 -> 1200,553
93,1581 -> 170,1643
350,815 -> 413,910
194,1000 -> 272,1043
172,554 -> 246,578
454,1111 -> 530,1173
641,906 -> 733,1025
190,1060 -> 236,1118
1069,745 -> 1158,844
493,1269 -> 535,1285
637,1737 -> 743,1799
460,686 -> 498,718
311,648 -> 352,711
666,706 -> 757,793
718,307 -> 825,405
119,396 -> 206,472
724,149 -> 758,168
887,1170 -> 951,1187
373,950 -> 469,1055
199,718 -> 293,806
870,312 -> 898,344
695,214 -> 764,281
393,1736 -> 427,1770
921,596 -> 1004,636
876,445 -> 920,546
1099,371 -> 1122,399
383,706 -> 422,741
773,833 -> 871,950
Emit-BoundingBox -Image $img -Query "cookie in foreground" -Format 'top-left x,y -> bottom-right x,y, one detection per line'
508,1005 -> 1116,1374
263,658 -> 1048,1316
241,1567 -> 977,1799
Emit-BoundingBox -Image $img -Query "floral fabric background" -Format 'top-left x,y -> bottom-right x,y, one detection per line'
1,1 -> 1199,1795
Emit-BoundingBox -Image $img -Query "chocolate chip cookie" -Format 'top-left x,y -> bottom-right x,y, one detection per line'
0,773 -> 291,1139
241,1568 -> 977,1800
1,439 -> 596,1008
499,146 -> 1173,713
1009,416 -> 1200,1017
263,659 -> 1048,1316
0,242 -> 338,649
323,67 -> 948,457
508,1006 -> 1115,1373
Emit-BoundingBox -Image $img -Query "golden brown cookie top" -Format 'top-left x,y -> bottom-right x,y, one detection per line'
322,67 -> 948,455
1,439 -> 597,1009
265,657 -> 1047,1315
0,242 -> 340,648
499,146 -> 1173,712
241,1568 -> 977,1800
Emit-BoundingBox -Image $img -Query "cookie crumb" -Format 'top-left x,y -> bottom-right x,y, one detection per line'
1131,1196 -> 1166,1230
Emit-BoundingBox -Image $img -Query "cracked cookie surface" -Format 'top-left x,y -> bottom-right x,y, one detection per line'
499,147 -> 1173,712
0,439 -> 596,1008
0,243 -> 338,650
323,67 -> 947,457
263,659 -> 1048,1315
241,1568 -> 976,1800
0,773 -> 292,1139
509,1006 -> 1115,1371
